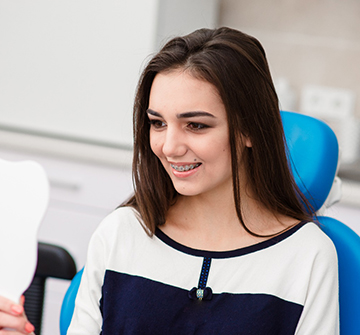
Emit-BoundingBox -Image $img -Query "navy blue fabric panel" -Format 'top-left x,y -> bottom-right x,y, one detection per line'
100,270 -> 303,335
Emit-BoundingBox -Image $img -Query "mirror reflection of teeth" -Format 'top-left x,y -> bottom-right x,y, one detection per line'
170,163 -> 201,172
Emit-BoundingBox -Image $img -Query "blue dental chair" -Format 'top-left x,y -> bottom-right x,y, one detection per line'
59,111 -> 360,334
281,111 -> 360,334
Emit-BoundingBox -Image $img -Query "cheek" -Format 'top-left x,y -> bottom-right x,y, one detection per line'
208,137 -> 231,159
216,142 -> 232,169
149,133 -> 161,158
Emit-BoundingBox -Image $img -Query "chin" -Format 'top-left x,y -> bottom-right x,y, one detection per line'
172,184 -> 200,197
174,188 -> 198,197
172,183 -> 211,198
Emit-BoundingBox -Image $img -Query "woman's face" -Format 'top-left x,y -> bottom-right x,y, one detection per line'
147,69 -> 234,199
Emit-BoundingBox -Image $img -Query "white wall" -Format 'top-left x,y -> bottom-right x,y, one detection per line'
0,0 -> 159,148
0,0 -> 218,150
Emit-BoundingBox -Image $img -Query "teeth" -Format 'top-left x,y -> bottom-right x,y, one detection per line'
171,163 -> 200,172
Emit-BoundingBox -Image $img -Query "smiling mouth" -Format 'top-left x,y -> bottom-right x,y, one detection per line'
170,163 -> 201,172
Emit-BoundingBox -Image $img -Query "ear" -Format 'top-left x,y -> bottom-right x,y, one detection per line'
244,136 -> 252,148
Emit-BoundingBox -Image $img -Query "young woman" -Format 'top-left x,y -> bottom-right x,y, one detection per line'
0,27 -> 339,334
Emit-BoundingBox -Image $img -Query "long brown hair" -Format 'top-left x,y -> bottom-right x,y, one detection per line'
124,27 -> 313,236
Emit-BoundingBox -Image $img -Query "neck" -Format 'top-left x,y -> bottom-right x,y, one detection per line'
162,187 -> 298,251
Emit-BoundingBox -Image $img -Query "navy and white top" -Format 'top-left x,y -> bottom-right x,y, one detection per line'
67,207 -> 339,334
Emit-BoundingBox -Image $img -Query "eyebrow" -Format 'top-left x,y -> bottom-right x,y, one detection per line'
146,109 -> 215,119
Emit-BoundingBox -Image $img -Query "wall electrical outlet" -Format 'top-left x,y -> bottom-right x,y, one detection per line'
300,85 -> 355,119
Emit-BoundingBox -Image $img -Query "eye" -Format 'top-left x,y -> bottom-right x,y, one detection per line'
187,122 -> 209,131
148,119 -> 166,129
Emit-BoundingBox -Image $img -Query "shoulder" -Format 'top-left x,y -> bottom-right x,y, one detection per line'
294,223 -> 339,333
258,221 -> 338,266
90,206 -> 147,245
268,222 -> 338,305
295,222 -> 337,257
261,222 -> 338,273
109,205 -> 139,219
265,221 -> 336,257
98,206 -> 140,229
284,222 -> 338,275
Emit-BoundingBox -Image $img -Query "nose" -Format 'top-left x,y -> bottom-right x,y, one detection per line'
162,126 -> 188,158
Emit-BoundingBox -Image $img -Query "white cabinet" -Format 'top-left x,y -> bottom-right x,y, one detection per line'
0,147 -> 132,335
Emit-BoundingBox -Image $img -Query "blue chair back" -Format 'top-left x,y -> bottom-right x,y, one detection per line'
281,111 -> 339,212
60,268 -> 83,334
318,216 -> 360,334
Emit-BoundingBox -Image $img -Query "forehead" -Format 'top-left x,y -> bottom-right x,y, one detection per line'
149,70 -> 225,118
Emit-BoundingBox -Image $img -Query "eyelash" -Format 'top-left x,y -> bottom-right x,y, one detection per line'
148,120 -> 209,131
148,119 -> 166,128
187,122 -> 209,130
